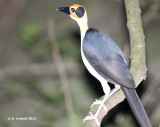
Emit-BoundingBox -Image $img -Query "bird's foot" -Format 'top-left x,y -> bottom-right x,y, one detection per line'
83,112 -> 100,126
91,99 -> 107,111
83,95 -> 108,126
91,99 -> 101,108
83,86 -> 121,126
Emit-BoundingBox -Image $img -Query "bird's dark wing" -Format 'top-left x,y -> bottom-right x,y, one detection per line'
92,54 -> 135,88
83,28 -> 135,89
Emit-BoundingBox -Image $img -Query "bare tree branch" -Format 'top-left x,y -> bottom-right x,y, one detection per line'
0,63 -> 82,81
83,0 -> 147,126
48,18 -> 74,118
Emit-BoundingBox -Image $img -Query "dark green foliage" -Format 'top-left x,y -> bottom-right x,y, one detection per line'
40,119 -> 54,127
19,22 -> 52,61
30,39 -> 52,61
57,37 -> 81,62
20,23 -> 42,46
27,80 -> 62,104
0,82 -> 19,102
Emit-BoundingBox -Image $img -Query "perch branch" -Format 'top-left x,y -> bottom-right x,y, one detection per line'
83,0 -> 147,126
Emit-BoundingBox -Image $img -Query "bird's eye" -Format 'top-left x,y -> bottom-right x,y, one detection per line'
71,8 -> 75,12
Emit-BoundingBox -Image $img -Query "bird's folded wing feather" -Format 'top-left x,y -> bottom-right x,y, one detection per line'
92,54 -> 135,88
83,28 -> 135,89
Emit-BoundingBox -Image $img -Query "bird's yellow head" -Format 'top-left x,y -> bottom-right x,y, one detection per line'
56,4 -> 88,32
56,4 -> 86,19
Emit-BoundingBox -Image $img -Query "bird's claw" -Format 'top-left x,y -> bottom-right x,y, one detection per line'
83,97 -> 108,126
91,99 -> 101,108
83,112 -> 100,126
91,99 -> 107,112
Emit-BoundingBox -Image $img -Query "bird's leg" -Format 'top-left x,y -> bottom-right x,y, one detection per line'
83,83 -> 120,126
83,81 -> 110,126
91,84 -> 120,108
107,84 -> 121,99
90,82 -> 110,108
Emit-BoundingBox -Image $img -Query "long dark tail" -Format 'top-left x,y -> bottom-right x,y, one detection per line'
122,87 -> 152,127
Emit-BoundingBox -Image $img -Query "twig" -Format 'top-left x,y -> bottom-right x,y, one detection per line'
83,0 -> 147,126
48,18 -> 74,117
0,63 -> 82,81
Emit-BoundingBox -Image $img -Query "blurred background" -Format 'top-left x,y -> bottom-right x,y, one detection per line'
0,0 -> 160,127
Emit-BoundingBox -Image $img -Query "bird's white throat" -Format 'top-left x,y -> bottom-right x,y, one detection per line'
70,13 -> 88,41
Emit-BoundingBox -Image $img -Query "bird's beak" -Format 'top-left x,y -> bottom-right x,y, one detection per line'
56,7 -> 70,15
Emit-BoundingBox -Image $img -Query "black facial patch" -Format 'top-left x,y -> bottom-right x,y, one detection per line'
75,7 -> 85,18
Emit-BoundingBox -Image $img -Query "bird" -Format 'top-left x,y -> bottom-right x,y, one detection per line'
56,4 -> 152,127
